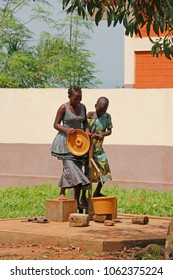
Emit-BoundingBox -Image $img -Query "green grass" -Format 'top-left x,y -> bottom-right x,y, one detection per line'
0,184 -> 173,219
0,184 -> 58,219
103,186 -> 173,217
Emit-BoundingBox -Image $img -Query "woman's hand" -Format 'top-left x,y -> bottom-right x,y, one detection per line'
66,128 -> 76,135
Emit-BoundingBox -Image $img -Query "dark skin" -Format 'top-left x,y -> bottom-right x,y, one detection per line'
87,100 -> 112,142
54,90 -> 90,207
81,99 -> 112,203
54,91 -> 90,136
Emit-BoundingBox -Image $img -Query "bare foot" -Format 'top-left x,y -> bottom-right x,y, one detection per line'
58,194 -> 67,200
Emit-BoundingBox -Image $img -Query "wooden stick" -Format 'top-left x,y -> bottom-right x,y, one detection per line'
90,158 -> 102,178
87,139 -> 94,218
88,140 -> 93,199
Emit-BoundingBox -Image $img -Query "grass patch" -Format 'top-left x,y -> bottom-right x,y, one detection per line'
0,184 -> 58,219
0,184 -> 173,218
103,185 -> 173,217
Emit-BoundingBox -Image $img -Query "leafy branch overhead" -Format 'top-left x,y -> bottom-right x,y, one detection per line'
0,1 -> 101,88
62,0 -> 173,59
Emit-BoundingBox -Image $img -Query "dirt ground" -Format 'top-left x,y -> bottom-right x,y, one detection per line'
0,242 -> 165,260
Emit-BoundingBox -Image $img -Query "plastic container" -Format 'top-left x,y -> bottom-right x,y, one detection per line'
91,196 -> 117,215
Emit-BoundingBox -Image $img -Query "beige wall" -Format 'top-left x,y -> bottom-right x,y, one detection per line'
0,88 -> 173,190
0,88 -> 173,146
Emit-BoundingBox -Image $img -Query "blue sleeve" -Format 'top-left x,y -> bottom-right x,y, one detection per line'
106,113 -> 113,129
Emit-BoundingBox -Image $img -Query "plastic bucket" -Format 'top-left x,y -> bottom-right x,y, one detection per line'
91,196 -> 117,215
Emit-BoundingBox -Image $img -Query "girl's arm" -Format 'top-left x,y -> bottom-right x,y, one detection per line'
92,128 -> 112,140
53,105 -> 75,135
83,105 -> 90,135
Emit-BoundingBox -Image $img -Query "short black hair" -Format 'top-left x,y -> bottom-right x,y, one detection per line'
97,96 -> 109,106
68,85 -> 82,96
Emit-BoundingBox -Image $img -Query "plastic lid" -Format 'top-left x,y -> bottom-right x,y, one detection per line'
66,129 -> 90,156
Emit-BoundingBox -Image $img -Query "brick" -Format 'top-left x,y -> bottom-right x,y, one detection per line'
46,199 -> 77,222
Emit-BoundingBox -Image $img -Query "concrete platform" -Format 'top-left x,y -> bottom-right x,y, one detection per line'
0,214 -> 170,253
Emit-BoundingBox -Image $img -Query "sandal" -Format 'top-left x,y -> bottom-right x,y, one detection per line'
32,218 -> 48,223
93,192 -> 105,197
21,217 -> 37,222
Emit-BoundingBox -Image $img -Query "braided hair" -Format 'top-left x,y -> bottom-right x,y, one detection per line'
68,85 -> 82,97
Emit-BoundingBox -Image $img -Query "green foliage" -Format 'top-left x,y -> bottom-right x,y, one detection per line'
0,184 -> 173,218
0,0 -> 101,88
0,185 -> 58,218
103,186 -> 173,217
62,0 -> 173,59
35,13 -> 101,88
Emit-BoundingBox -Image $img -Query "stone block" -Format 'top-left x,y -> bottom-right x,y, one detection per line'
46,199 -> 77,222
93,214 -> 114,223
132,215 -> 149,225
104,220 -> 115,226
93,215 -> 106,223
69,213 -> 90,227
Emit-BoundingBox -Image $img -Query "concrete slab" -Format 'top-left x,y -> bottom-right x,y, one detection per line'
0,214 -> 170,253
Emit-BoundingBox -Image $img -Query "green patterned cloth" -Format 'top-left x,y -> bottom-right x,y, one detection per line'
88,113 -> 113,183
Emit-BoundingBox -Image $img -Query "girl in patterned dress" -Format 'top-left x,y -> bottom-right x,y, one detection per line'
81,96 -> 113,203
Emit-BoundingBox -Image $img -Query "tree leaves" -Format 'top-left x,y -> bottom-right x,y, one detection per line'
151,36 -> 173,59
62,0 -> 173,58
95,7 -> 104,26
0,1 -> 101,88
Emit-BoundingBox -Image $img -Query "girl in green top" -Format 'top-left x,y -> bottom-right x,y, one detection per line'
81,96 -> 113,206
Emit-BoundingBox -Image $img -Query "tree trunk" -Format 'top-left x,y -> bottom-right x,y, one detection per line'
164,215 -> 173,259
